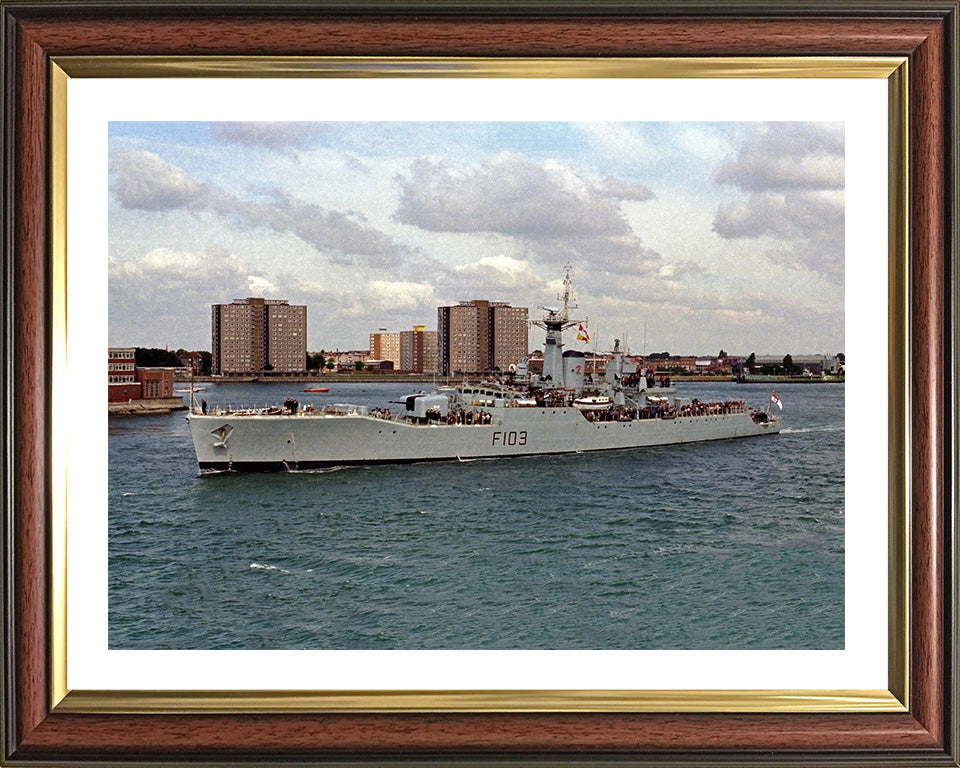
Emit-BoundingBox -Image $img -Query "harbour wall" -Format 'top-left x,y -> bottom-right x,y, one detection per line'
108,396 -> 187,416
177,374 -> 844,385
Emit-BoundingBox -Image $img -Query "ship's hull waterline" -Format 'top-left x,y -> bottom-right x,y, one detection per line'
187,407 -> 780,473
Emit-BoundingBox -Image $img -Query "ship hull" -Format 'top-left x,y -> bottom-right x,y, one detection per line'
187,408 -> 780,472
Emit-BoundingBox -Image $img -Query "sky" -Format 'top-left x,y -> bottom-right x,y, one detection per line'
108,120 -> 844,357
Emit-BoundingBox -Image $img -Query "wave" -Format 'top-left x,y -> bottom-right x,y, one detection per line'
286,466 -> 345,474
249,562 -> 292,574
781,425 -> 844,434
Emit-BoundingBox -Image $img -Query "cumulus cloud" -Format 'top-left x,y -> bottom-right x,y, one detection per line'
248,275 -> 280,295
365,280 -> 437,311
658,260 -> 708,281
713,191 -> 844,241
226,192 -> 404,267
394,154 -> 641,238
447,254 -> 546,295
715,123 -> 844,192
460,254 -> 529,276
289,277 -> 440,343
109,248 -> 270,348
393,153 -> 665,280
712,122 -> 844,277
110,149 -> 207,211
208,122 -> 327,150
595,175 -> 656,201
110,149 -> 406,267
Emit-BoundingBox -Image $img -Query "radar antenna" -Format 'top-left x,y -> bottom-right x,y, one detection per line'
533,262 -> 580,331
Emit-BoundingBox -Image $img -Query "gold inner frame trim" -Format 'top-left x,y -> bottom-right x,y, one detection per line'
49,55 -> 909,715
57,688 -> 903,715
50,61 -> 69,711
885,59 -> 910,710
53,55 -> 905,79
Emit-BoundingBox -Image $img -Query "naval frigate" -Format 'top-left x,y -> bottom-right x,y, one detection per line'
186,270 -> 781,472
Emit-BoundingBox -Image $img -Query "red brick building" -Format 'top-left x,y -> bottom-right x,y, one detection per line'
178,351 -> 204,373
108,348 -> 175,403
108,348 -> 140,403
136,368 -> 175,399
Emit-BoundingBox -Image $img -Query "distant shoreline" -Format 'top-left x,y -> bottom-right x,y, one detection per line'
177,374 -> 844,385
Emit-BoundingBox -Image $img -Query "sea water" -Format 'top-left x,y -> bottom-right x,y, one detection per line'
108,381 -> 844,650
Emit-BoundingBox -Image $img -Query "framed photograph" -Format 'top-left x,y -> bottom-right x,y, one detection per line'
2,1 -> 956,766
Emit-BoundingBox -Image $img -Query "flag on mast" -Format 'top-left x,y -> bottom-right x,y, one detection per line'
576,324 -> 590,343
771,391 -> 783,410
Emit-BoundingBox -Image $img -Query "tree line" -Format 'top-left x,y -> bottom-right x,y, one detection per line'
134,348 -> 347,373
134,348 -> 211,372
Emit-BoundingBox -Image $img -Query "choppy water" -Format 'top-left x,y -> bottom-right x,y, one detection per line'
108,381 -> 844,650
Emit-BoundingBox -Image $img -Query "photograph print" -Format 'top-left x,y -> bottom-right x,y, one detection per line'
107,119 -> 845,652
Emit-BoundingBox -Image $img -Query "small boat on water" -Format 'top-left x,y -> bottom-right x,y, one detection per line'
302,387 -> 330,393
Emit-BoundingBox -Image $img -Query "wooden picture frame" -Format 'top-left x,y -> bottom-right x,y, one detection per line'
2,1 -> 956,765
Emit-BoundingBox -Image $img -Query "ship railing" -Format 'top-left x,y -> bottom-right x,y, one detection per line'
203,404 -> 338,417
207,405 -> 283,416
580,400 -> 754,423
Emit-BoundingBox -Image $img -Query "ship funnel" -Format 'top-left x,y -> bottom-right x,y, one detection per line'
562,350 -> 586,393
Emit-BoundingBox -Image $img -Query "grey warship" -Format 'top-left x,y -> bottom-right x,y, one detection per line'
186,270 -> 781,472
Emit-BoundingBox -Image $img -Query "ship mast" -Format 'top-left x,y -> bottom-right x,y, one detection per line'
532,263 -> 580,388
559,264 -> 575,320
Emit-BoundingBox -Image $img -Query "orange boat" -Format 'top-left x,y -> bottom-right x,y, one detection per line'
301,387 -> 330,393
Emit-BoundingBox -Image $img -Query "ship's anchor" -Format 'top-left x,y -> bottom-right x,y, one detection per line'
285,433 -> 297,470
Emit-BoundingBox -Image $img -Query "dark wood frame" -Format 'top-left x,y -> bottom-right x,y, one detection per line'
2,1 -> 957,765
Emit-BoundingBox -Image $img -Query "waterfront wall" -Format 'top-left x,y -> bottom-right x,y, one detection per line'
177,374 -> 844,385
108,396 -> 186,415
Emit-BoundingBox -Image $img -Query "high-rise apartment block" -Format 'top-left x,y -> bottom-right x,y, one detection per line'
369,330 -> 402,369
402,325 -> 439,375
437,300 -> 528,376
489,304 -> 529,372
212,297 -> 307,375
369,325 -> 438,374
